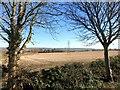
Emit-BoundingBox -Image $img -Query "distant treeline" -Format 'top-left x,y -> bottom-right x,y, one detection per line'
23,48 -> 120,53
0,48 -> 119,53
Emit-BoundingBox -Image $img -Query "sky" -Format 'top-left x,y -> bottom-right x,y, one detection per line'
26,27 -> 118,49
0,2 -> 119,49
0,25 -> 118,49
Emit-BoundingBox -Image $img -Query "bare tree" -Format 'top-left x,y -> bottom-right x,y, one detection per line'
63,2 -> 120,81
0,1 -> 61,89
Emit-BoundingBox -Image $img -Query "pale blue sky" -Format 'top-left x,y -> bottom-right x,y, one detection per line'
0,2 -> 119,49
26,27 -> 118,49
0,26 -> 118,49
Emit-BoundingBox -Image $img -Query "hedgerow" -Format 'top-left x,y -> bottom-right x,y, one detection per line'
2,55 -> 120,90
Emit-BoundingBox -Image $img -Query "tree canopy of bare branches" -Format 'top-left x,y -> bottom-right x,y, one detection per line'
63,2 -> 120,81
0,1 -> 62,89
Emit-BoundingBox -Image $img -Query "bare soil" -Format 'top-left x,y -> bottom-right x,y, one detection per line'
19,51 -> 118,71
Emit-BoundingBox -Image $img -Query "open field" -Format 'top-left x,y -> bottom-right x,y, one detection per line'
19,50 -> 119,71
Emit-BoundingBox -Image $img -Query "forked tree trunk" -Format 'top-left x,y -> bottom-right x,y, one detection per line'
104,46 -> 113,82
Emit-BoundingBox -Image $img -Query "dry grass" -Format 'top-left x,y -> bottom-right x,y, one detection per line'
19,50 -> 118,71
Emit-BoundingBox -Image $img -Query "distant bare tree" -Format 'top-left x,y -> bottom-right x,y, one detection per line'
0,1 -> 61,89
63,2 -> 120,81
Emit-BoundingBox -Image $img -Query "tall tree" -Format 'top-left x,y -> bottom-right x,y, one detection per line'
0,1 -> 61,89
63,2 -> 120,81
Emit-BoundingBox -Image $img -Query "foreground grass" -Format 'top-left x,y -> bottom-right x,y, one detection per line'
2,55 -> 120,90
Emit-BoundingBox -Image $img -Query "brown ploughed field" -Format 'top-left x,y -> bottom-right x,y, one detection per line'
19,50 -> 118,71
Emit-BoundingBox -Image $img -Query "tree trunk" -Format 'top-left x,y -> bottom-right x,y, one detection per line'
7,43 -> 19,90
104,46 -> 113,82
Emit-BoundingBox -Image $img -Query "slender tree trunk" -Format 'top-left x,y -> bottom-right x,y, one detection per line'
104,46 -> 113,82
